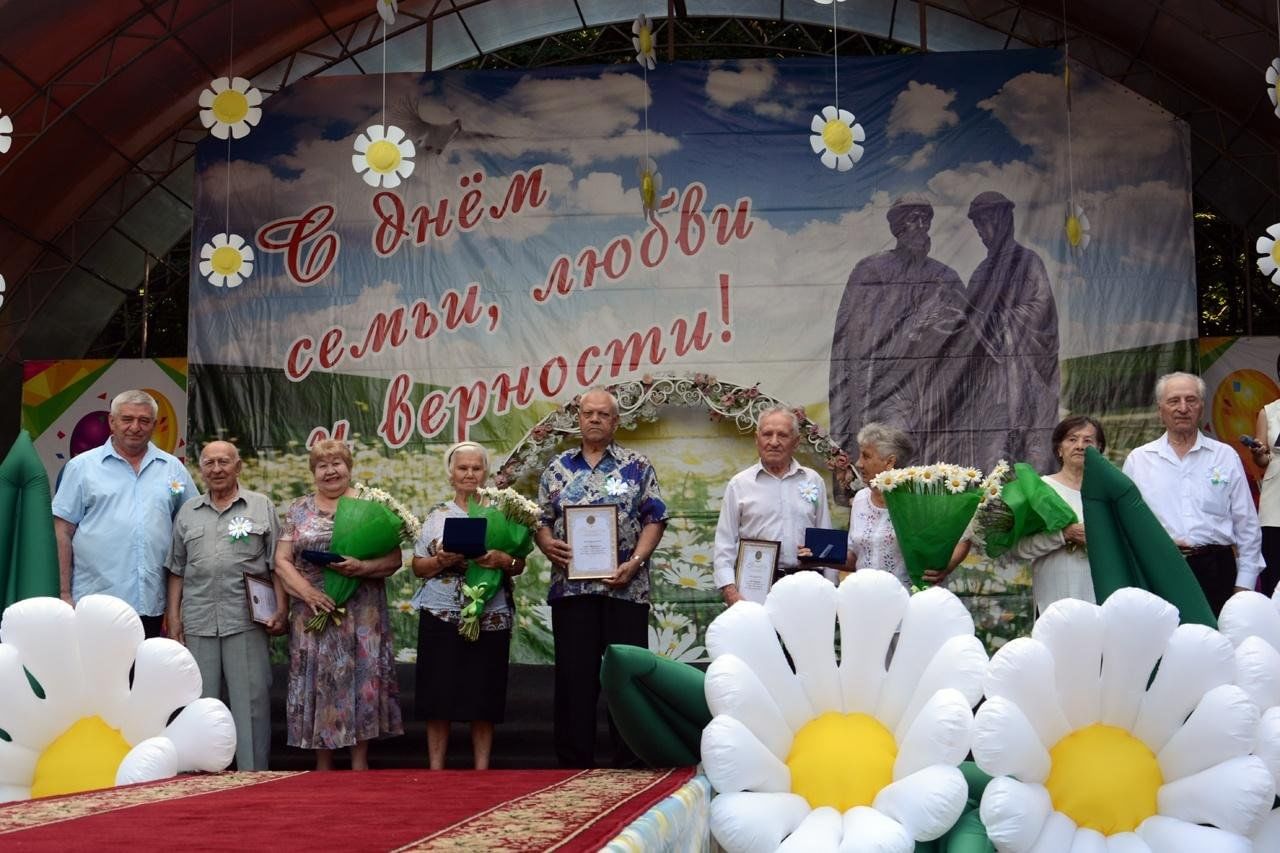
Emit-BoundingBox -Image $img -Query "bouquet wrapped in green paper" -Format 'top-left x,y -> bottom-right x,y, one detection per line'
972,460 -> 1078,558
458,487 -> 539,641
307,484 -> 420,632
871,463 -> 983,588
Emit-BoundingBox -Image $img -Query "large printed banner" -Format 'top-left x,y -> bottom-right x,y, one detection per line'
190,51 -> 1197,662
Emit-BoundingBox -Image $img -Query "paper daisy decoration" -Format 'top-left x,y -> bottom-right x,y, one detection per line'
198,77 -> 263,140
352,124 -> 416,189
1268,59 -> 1280,118
637,157 -> 663,215
1065,204 -> 1090,252
0,595 -> 235,803
701,570 -> 988,851
0,273 -> 5,310
809,106 -> 865,172
632,14 -> 656,71
199,233 -> 254,288
974,590 -> 1277,852
376,0 -> 397,26
1256,223 -> 1280,284
0,107 -> 11,154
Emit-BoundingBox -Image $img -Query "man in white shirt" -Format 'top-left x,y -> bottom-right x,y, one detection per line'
1122,371 -> 1263,615
714,407 -> 834,605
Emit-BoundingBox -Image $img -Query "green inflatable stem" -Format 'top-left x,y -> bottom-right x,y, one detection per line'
0,431 -> 60,610
599,644 -> 711,767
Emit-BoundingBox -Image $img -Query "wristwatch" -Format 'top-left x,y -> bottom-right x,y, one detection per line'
509,556 -> 518,570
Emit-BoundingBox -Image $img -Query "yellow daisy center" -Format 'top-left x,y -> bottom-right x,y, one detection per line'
31,716 -> 132,799
822,119 -> 853,156
639,28 -> 653,54
677,576 -> 698,588
787,712 -> 897,811
211,89 -> 249,125
641,172 -> 656,209
1066,214 -> 1083,247
210,245 -> 244,276
366,139 -> 402,174
1044,724 -> 1162,834
1271,241 -> 1280,266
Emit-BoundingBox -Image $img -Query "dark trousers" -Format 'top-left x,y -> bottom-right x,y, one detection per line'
1261,527 -> 1280,598
551,594 -> 648,769
1184,545 -> 1237,617
140,614 -> 164,639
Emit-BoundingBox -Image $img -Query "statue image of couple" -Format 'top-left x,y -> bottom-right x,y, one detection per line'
828,191 -> 1059,476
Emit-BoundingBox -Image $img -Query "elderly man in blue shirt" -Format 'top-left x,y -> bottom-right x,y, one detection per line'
52,389 -> 197,637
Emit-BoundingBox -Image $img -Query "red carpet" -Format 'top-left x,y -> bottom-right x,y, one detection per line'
0,767 -> 695,851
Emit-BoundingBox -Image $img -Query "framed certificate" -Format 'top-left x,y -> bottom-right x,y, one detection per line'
243,574 -> 279,625
735,539 -> 780,605
564,504 -> 619,580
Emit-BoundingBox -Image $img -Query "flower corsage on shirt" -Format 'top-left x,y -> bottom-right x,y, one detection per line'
227,517 -> 252,541
605,475 -> 631,498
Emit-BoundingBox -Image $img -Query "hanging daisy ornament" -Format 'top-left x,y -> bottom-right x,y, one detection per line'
810,106 -> 865,172
1267,59 -> 1280,118
637,157 -> 663,214
1256,223 -> 1280,284
198,77 -> 263,140
1065,203 -> 1091,252
0,107 -> 12,154
199,233 -> 254,288
376,0 -> 398,27
352,124 -> 416,188
632,15 -> 657,70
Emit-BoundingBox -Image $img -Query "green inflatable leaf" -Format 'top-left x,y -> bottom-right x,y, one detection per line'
600,644 -> 710,768
0,431 -> 60,610
1081,446 -> 1216,628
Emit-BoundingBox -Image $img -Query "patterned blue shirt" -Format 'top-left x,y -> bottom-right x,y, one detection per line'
52,439 -> 197,616
538,443 -> 668,604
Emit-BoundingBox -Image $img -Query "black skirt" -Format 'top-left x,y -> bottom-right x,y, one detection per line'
414,611 -> 511,723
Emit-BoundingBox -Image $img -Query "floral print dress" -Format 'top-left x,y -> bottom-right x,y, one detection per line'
283,494 -> 403,749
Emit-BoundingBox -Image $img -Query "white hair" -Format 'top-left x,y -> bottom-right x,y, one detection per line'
1154,371 -> 1205,405
580,387 -> 619,416
110,389 -> 158,418
444,441 -> 489,475
756,406 -> 799,436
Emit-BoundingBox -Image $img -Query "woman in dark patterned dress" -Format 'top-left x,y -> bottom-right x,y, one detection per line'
273,438 -> 404,770
410,441 -> 526,769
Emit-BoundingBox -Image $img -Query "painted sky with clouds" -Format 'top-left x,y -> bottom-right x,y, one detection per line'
191,50 -> 1194,411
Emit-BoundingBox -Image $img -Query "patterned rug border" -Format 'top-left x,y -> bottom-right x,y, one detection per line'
0,771 -> 305,834
394,768 -> 687,852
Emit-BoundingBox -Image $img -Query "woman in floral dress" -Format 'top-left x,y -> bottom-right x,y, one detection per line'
273,439 -> 404,770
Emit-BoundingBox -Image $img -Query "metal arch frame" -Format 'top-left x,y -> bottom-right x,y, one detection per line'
4,1 -> 1280,366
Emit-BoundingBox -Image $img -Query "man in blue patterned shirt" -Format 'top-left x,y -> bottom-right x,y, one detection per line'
535,387 -> 668,768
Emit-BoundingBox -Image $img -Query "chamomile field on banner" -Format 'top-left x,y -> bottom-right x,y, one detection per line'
189,51 -> 1197,663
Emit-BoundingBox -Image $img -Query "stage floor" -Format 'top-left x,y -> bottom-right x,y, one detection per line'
0,767 -> 706,851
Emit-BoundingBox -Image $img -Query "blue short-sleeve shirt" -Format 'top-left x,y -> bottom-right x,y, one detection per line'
52,439 -> 197,615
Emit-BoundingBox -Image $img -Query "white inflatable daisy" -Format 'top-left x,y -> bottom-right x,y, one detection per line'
198,77 -> 263,140
809,106 -> 865,172
701,570 -> 988,852
0,107 -> 12,154
1255,223 -> 1280,284
352,124 -> 416,188
1065,203 -> 1090,252
1218,589 -> 1280,850
974,589 -> 1276,852
0,595 -> 235,803
199,232 -> 254,288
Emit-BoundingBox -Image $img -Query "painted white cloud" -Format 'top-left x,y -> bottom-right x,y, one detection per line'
706,60 -> 776,107
891,142 -> 937,171
887,81 -> 959,138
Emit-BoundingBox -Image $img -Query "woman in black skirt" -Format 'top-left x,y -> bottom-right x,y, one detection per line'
410,441 -> 525,769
